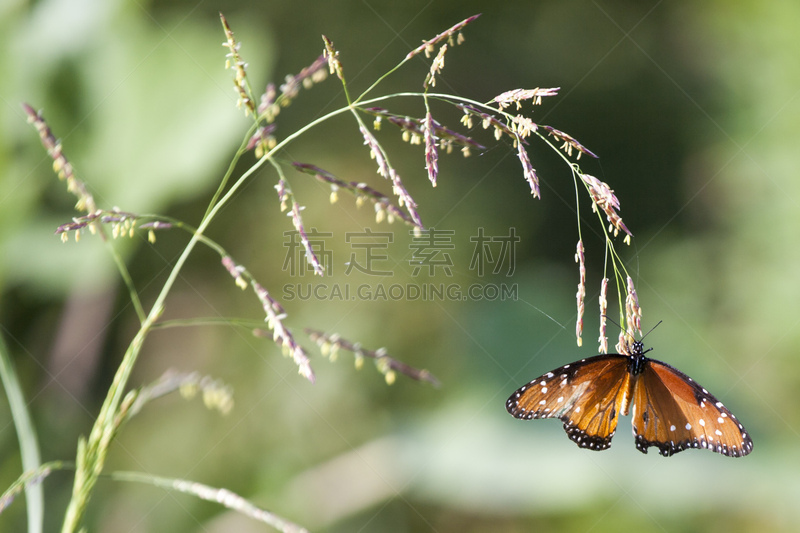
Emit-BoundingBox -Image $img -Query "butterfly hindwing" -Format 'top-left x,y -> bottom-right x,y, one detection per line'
632,359 -> 753,457
506,355 -> 633,451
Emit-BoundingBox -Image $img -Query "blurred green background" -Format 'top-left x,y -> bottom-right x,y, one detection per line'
1,0 -> 798,531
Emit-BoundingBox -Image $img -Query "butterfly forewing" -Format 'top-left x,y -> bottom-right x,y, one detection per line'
506,355 -> 633,451
632,359 -> 753,457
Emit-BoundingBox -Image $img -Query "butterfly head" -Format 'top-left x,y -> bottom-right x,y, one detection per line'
629,340 -> 649,356
626,340 -> 651,375
617,321 -> 661,356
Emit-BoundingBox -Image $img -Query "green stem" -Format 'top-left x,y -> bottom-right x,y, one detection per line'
60,313 -> 156,532
105,241 -> 146,323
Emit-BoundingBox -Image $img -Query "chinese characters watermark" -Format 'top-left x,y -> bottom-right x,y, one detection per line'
282,227 -> 520,302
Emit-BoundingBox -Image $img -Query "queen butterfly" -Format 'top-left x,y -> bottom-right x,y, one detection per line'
506,340 -> 753,457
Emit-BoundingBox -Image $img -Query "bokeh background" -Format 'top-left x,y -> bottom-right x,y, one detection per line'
1,0 -> 798,531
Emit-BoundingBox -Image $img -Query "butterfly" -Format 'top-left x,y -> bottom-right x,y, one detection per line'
506,339 -> 753,457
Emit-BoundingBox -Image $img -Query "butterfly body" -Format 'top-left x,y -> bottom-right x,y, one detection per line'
506,341 -> 753,457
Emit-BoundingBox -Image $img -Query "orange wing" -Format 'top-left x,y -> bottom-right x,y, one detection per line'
631,359 -> 753,457
507,355 -> 634,451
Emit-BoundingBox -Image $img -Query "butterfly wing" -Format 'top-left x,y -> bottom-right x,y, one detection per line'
506,354 -> 633,451
631,358 -> 754,457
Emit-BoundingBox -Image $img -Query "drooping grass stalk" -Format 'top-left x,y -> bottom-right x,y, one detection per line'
109,471 -> 308,533
0,462 -> 69,521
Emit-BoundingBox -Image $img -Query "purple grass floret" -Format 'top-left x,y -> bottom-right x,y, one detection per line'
306,329 -> 439,386
580,173 -> 632,241
292,163 -> 416,226
258,83 -> 278,119
365,107 -> 485,152
322,36 -> 343,80
290,200 -> 324,276
221,256 -> 248,290
494,87 -> 560,109
424,112 -> 439,186
274,178 -> 325,275
23,103 -> 96,213
406,14 -> 481,60
358,125 -> 424,231
220,13 -> 255,116
280,55 -> 328,101
54,209 -> 172,244
598,278 -> 609,353
246,124 -> 277,157
516,141 -> 540,199
424,43 -> 448,89
253,281 -> 315,383
458,103 -> 518,142
542,125 -> 599,159
625,276 -> 642,336
0,464 -> 54,514
575,240 -> 586,347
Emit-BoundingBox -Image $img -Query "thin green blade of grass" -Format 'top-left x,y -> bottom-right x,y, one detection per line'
0,334 -> 43,533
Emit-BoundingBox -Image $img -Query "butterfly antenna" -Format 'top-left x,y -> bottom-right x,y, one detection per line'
640,320 -> 663,342
602,315 -> 660,354
602,314 -> 634,342
602,314 -> 623,331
